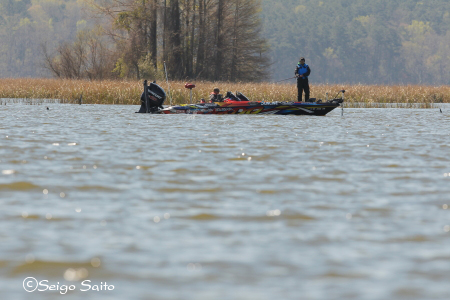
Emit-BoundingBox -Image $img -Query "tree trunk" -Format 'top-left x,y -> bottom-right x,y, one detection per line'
214,0 -> 225,81
190,0 -> 196,78
169,0 -> 182,79
230,0 -> 239,81
150,0 -> 157,68
184,0 -> 191,77
163,0 -> 167,64
195,0 -> 205,77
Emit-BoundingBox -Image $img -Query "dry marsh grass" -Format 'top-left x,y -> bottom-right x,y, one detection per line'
0,78 -> 448,108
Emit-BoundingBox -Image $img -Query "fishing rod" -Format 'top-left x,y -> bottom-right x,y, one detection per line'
273,76 -> 297,84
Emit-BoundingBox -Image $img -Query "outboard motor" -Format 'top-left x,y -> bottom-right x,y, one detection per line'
138,80 -> 167,113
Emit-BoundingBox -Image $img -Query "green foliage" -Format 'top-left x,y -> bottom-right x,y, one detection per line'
137,54 -> 164,81
115,12 -> 132,31
112,58 -> 128,78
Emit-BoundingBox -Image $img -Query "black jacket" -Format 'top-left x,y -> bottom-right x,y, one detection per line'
209,93 -> 223,102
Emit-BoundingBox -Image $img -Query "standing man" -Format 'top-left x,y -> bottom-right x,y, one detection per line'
295,57 -> 311,102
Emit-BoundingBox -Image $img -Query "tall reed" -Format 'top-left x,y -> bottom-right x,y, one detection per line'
0,78 -> 448,108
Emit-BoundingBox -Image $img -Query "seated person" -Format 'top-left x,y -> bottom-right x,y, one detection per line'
209,88 -> 223,103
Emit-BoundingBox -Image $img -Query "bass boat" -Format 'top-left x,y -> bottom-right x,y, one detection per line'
137,80 -> 344,116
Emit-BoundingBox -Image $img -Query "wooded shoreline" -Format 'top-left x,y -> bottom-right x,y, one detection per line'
0,78 -> 448,108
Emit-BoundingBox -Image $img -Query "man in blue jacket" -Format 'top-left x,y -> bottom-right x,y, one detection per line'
295,57 -> 311,102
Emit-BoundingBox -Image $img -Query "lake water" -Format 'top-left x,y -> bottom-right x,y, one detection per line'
1,103 -> 450,300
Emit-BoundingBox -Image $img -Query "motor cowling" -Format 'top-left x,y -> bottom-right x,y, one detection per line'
138,81 -> 167,113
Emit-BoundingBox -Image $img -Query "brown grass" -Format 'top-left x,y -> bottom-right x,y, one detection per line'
0,78 -> 448,108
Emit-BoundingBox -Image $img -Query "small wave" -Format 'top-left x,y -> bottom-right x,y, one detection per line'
319,271 -> 366,279
364,207 -> 391,213
6,160 -> 27,164
20,213 -> 67,221
158,187 -> 222,193
386,235 -> 430,243
21,214 -> 40,219
172,168 -> 200,174
392,176 -> 415,180
11,260 -> 93,276
309,175 -> 345,182
0,182 -> 39,191
258,190 -> 278,194
67,157 -> 83,161
184,213 -> 317,222
155,159 -> 178,163
187,213 -> 220,220
311,205 -> 337,210
76,185 -> 119,191
0,260 -> 7,268
282,214 -> 316,221
393,288 -> 422,297
227,157 -> 249,161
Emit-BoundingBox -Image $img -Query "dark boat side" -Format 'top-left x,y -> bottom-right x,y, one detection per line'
137,81 -> 344,116
158,101 -> 342,115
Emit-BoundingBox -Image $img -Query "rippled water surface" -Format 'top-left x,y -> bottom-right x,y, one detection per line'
1,103 -> 450,300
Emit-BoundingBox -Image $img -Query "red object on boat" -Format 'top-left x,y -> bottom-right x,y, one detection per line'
224,99 -> 247,105
184,83 -> 196,89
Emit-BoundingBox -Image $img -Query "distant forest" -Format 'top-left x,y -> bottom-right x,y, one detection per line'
261,0 -> 450,84
0,0 -> 449,84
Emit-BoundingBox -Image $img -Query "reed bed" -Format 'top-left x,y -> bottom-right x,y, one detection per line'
0,78 -> 448,108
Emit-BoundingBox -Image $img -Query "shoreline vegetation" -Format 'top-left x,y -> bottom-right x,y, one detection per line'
0,78 -> 448,108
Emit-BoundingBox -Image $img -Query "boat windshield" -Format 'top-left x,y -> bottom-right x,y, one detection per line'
224,91 -> 240,101
236,92 -> 250,101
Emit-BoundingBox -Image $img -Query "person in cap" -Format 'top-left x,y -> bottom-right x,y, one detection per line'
295,57 -> 311,102
209,87 -> 223,103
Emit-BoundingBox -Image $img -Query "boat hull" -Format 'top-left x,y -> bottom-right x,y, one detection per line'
157,101 -> 341,116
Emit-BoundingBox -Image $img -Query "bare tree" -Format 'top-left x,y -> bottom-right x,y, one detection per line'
83,0 -> 269,81
41,29 -> 116,80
